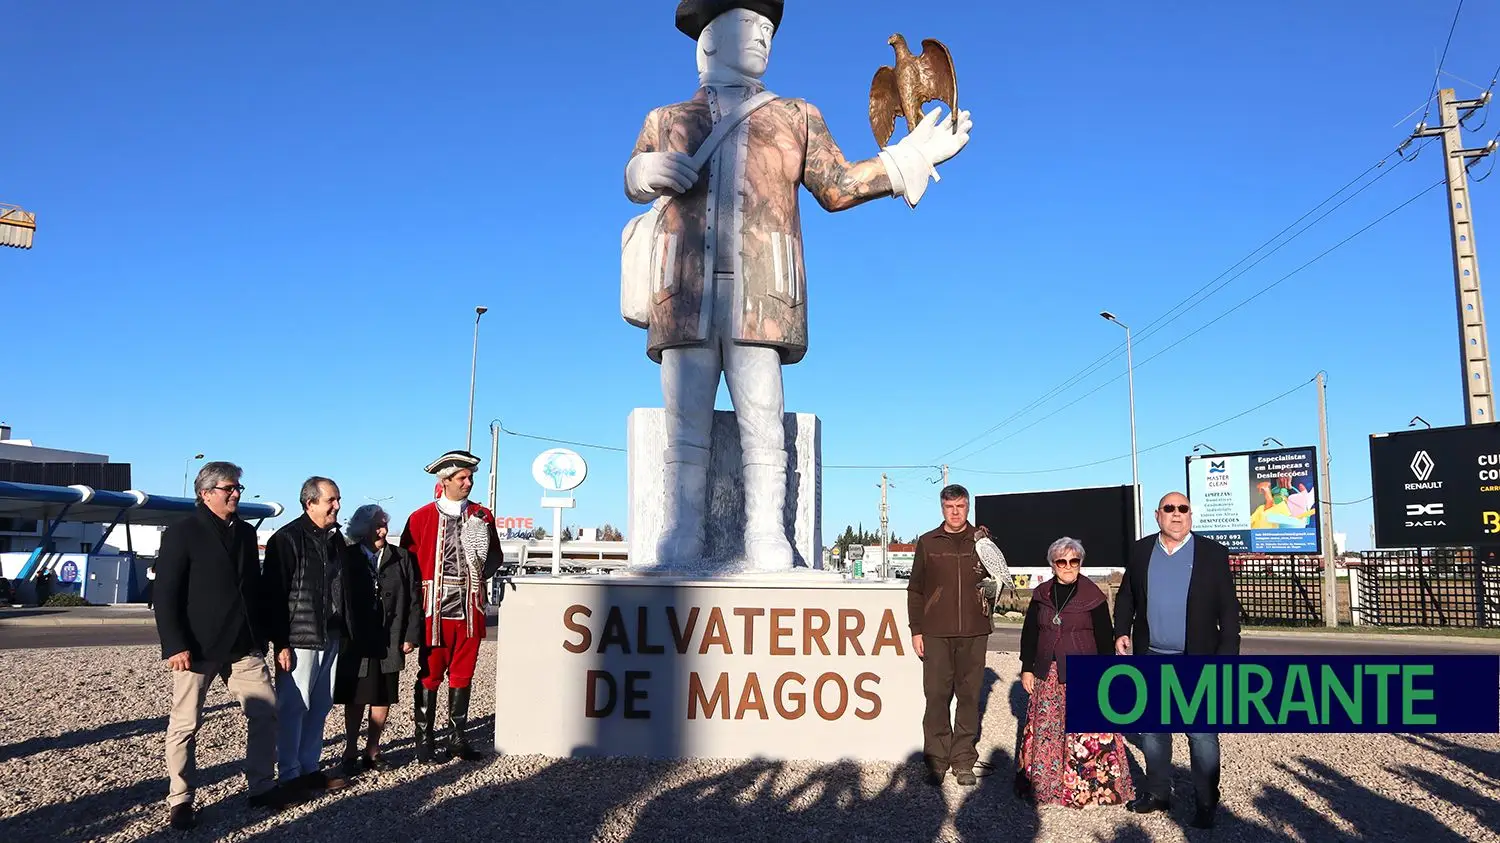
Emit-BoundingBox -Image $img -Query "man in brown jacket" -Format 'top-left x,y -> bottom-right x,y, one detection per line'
907,484 -> 993,786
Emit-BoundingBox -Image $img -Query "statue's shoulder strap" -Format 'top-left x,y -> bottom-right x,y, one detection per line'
687,90 -> 778,170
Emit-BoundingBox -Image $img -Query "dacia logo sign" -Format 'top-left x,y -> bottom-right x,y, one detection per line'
1405,502 -> 1447,528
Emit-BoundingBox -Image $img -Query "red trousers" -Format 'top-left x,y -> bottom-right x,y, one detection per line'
418,618 -> 481,691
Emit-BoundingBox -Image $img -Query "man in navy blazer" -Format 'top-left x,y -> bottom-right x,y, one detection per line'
1112,490 -> 1241,829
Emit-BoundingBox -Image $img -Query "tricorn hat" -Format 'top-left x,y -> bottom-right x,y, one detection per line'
424,449 -> 481,475
675,0 -> 783,40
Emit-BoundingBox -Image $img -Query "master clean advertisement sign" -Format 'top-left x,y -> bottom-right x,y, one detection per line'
1186,447 -> 1320,554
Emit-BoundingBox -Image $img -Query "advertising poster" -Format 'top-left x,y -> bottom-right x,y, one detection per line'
1186,447 -> 1320,554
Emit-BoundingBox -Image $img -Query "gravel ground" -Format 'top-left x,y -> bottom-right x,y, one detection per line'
0,644 -> 1496,842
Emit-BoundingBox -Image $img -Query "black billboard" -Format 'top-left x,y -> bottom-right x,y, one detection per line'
1370,423 -> 1500,548
973,484 -> 1136,569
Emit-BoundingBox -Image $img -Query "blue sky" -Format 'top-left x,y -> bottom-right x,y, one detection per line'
4,1 -> 1498,555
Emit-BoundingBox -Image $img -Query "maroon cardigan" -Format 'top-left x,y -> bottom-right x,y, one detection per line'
1020,576 -> 1114,684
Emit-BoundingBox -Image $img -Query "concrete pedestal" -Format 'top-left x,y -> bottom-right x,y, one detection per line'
492,574 -> 923,763
626,409 -> 821,571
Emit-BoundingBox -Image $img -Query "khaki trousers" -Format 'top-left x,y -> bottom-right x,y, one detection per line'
165,653 -> 277,807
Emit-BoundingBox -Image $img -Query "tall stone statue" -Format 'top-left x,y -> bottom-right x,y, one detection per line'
622,0 -> 972,571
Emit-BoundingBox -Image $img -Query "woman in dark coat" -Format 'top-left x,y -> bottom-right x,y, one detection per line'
1015,536 -> 1135,808
336,504 -> 422,774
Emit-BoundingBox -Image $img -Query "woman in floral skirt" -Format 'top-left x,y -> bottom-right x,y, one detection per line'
1015,536 -> 1135,808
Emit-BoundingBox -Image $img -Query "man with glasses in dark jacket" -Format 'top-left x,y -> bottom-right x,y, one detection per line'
264,476 -> 353,794
154,462 -> 300,831
1113,490 -> 1241,829
907,484 -> 994,787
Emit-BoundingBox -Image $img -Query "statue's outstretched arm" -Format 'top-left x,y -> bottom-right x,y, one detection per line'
801,102 -> 893,213
804,101 -> 974,210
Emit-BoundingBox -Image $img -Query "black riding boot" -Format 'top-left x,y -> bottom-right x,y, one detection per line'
413,682 -> 444,764
445,686 -> 484,761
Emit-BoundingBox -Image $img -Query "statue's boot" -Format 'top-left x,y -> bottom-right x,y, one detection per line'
743,448 -> 794,571
656,445 -> 710,566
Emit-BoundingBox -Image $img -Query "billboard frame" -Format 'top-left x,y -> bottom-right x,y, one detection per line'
1184,445 -> 1322,556
1368,421 -> 1500,549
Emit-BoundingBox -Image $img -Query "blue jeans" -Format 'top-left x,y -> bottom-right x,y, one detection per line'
1139,730 -> 1220,804
275,635 -> 341,782
1139,648 -> 1220,804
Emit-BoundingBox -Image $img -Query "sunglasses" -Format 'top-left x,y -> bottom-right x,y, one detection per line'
213,484 -> 246,494
1160,504 -> 1191,514
1052,557 -> 1081,567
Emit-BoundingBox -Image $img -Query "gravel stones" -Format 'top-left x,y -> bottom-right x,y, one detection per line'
0,645 -> 1495,842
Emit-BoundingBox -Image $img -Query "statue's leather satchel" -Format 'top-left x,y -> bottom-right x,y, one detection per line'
621,90 -> 777,329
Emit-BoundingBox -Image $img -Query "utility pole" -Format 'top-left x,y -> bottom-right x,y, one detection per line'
1409,88 -> 1497,424
1102,311 -> 1142,537
488,421 -> 500,513
1316,371 -> 1338,627
466,305 -> 488,451
878,473 -> 892,578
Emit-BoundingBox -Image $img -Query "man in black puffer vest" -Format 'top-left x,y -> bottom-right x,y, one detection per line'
264,476 -> 354,794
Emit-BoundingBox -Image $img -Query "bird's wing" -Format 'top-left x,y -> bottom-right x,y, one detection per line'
914,39 -> 958,116
975,536 -> 1011,581
868,64 -> 901,148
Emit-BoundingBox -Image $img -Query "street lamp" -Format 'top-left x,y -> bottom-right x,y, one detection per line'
1100,311 -> 1141,538
182,453 -> 204,497
1192,443 -> 1216,454
1262,437 -> 1284,448
1409,415 -> 1431,429
467,305 -> 488,452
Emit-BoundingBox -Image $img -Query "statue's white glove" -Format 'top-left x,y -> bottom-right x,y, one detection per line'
625,152 -> 699,203
878,107 -> 973,208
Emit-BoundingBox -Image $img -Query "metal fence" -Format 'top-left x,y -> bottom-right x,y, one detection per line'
1353,548 -> 1500,628
1228,554 -> 1325,626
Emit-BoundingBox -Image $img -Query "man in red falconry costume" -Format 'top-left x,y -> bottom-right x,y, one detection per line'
398,449 -> 504,763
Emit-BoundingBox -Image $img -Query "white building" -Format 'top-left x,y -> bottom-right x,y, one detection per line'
0,426 -> 116,556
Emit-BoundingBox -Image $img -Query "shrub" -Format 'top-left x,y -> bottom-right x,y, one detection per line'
43,593 -> 92,607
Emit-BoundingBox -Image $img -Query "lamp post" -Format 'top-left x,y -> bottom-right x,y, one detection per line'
182,453 -> 204,497
1101,311 -> 1141,538
1192,443 -> 1216,454
1409,415 -> 1432,430
1262,437 -> 1284,448
467,305 -> 488,452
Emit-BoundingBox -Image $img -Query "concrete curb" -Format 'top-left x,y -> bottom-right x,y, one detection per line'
0,616 -> 158,627
1239,628 -> 1500,645
991,619 -> 1500,646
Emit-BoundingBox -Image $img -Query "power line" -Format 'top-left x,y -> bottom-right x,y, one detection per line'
497,425 -> 625,453
1128,150 -> 1417,349
495,425 -> 936,472
950,376 -> 1316,476
1128,178 -> 1447,372
944,149 -> 1419,467
915,141 -> 1423,472
944,176 -> 1445,467
1420,0 -> 1466,127
826,464 -> 936,470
